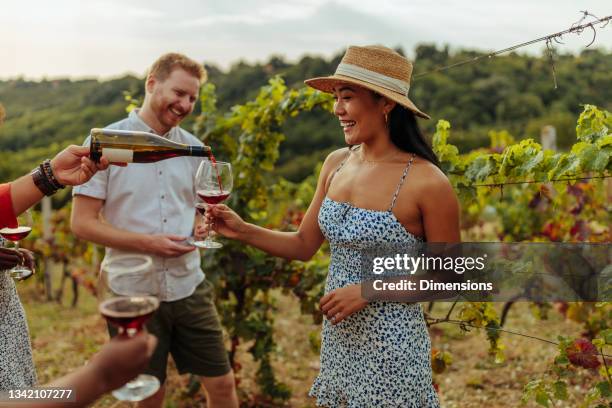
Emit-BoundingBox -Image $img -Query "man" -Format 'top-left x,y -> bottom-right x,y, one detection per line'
71,53 -> 238,408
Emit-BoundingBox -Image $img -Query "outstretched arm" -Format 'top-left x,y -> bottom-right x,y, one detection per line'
206,149 -> 347,261
0,333 -> 157,408
9,146 -> 110,216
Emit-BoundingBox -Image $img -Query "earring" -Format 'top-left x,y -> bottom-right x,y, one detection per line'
384,112 -> 388,124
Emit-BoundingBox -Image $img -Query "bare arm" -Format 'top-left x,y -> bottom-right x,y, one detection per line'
3,334 -> 157,408
207,149 -> 348,261
10,146 -> 109,216
71,195 -> 195,258
9,174 -> 44,217
418,171 -> 461,243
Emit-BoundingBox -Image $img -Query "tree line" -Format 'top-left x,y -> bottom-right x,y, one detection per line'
0,45 -> 610,183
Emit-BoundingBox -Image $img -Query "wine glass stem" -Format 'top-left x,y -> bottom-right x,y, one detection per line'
14,242 -> 20,262
207,208 -> 214,241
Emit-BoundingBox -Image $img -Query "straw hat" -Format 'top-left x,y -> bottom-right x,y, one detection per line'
305,45 -> 430,119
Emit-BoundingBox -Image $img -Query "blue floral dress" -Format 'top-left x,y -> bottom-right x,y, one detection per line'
309,149 -> 440,407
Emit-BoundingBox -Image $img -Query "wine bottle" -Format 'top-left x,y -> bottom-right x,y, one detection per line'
89,128 -> 211,164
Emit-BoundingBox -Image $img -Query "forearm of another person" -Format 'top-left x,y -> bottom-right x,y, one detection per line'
209,149 -> 346,261
3,334 -> 157,408
71,195 -> 194,257
8,174 -> 45,217
10,146 -> 109,216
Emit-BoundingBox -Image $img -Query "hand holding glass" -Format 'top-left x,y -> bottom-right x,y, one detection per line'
0,212 -> 33,281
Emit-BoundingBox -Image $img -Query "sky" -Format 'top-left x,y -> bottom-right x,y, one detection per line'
0,0 -> 610,79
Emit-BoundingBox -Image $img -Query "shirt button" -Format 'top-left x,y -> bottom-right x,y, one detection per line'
163,219 -> 167,223
161,195 -> 165,199
159,171 -> 163,175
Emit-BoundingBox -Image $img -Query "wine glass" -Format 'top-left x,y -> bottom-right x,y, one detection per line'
0,211 -> 34,281
98,254 -> 160,401
194,159 -> 233,249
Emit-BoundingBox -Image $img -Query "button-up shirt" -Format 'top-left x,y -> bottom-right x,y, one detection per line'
73,109 -> 204,301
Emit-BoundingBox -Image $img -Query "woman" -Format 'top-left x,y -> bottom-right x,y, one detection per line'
0,145 -> 110,389
207,45 -> 460,407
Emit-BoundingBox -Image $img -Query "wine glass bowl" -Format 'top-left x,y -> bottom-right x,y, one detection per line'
98,254 -> 160,401
0,212 -> 34,281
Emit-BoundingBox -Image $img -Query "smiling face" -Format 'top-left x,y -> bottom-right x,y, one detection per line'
332,83 -> 392,145
144,68 -> 200,134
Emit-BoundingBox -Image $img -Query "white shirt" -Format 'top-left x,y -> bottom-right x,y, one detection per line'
73,109 -> 204,301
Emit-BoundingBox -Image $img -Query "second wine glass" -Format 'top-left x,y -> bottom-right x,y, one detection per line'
194,159 -> 233,249
0,211 -> 34,281
98,254 -> 160,402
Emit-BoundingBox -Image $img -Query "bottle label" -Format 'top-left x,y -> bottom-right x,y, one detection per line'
102,148 -> 134,163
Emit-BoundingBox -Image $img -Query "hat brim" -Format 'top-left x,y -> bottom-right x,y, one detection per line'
304,74 -> 430,120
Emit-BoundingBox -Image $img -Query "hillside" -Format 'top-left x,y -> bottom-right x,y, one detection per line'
1,45 -> 610,183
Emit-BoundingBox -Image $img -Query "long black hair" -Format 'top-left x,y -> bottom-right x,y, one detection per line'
387,104 -> 440,167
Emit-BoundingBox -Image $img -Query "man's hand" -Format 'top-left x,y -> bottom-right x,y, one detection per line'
144,234 -> 196,258
50,145 -> 112,186
320,284 -> 369,325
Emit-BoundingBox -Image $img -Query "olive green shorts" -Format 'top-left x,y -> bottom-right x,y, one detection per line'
108,279 -> 231,383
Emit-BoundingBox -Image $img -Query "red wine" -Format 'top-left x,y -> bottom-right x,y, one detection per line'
207,151 -> 224,191
207,150 -> 217,165
195,203 -> 207,215
99,296 -> 159,335
0,226 -> 32,241
197,190 -> 230,205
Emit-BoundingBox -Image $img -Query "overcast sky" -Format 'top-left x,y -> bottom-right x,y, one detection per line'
0,0 -> 610,79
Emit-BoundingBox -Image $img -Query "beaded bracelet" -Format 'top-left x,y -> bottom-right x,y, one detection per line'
42,160 -> 65,190
31,160 -> 65,196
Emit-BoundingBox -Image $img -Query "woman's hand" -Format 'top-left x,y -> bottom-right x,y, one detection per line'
0,247 -> 22,270
88,332 -> 157,392
50,145 -> 113,186
320,284 -> 368,325
205,204 -> 249,240
17,249 -> 35,277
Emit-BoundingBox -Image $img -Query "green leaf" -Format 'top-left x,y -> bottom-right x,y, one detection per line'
516,150 -> 544,175
593,338 -> 605,349
465,156 -> 495,182
547,154 -> 580,180
553,380 -> 568,400
535,390 -> 550,407
576,104 -> 610,143
597,381 -> 612,398
600,329 -> 612,345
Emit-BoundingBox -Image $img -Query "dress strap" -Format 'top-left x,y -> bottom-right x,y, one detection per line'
325,147 -> 355,194
388,154 -> 416,211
